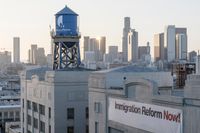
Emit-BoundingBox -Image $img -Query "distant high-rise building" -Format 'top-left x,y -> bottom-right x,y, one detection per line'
36,48 -> 46,66
99,37 -> 106,61
84,36 -> 90,52
176,34 -> 187,60
165,25 -> 176,62
28,49 -> 31,63
109,46 -> 118,63
154,33 -> 165,61
100,37 -> 106,55
84,36 -> 106,62
145,42 -> 151,64
128,29 -> 138,62
84,36 -> 90,60
89,38 -> 99,61
122,17 -> 131,62
30,44 -> 37,64
189,51 -> 197,62
89,38 -> 99,51
163,26 -> 187,62
138,46 -> 147,60
13,37 -> 20,63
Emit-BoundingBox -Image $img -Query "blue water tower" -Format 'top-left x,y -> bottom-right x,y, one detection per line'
51,6 -> 81,70
55,6 -> 79,36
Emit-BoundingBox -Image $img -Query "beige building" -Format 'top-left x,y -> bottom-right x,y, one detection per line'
21,67 -> 91,133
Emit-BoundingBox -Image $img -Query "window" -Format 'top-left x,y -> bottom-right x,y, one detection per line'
27,101 -> 31,110
4,112 -> 8,118
33,118 -> 38,129
108,127 -> 124,133
23,113 -> 24,122
86,107 -> 89,119
95,122 -> 99,133
67,108 -> 74,119
86,125 -> 89,133
40,121 -> 45,132
49,125 -> 51,133
39,104 -> 45,115
10,112 -> 14,120
16,111 -> 20,121
49,107 -> 51,118
33,102 -> 38,112
22,99 -> 24,108
94,102 -> 101,113
67,126 -> 74,133
27,115 -> 31,125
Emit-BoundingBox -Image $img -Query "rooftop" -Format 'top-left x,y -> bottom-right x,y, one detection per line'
96,65 -> 161,73
56,5 -> 78,15
25,67 -> 93,81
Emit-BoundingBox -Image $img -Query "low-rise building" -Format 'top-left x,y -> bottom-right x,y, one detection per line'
89,65 -> 200,133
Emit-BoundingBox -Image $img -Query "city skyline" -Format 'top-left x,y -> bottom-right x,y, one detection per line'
0,0 -> 200,61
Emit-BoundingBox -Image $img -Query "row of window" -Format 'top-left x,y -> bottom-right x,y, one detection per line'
27,115 -> 46,132
25,100 -> 89,120
26,100 -> 49,117
0,111 -> 20,119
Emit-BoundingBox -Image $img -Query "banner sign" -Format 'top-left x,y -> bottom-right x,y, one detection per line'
108,98 -> 182,133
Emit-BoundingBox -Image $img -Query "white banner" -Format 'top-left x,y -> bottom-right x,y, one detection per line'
108,98 -> 182,133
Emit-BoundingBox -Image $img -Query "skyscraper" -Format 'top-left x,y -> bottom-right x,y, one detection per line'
189,51 -> 197,62
128,29 -> 138,62
165,25 -> 176,62
138,46 -> 147,60
99,37 -> 106,61
36,47 -> 46,65
84,36 -> 90,60
100,37 -> 106,55
154,33 -> 164,61
122,17 -> 131,62
30,44 -> 37,64
13,37 -> 20,63
176,34 -> 187,60
164,26 -> 187,62
109,46 -> 118,63
84,36 -> 90,52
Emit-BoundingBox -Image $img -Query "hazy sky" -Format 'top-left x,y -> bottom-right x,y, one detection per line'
0,0 -> 200,61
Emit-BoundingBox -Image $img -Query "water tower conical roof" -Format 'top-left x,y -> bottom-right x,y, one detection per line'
56,5 -> 78,15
